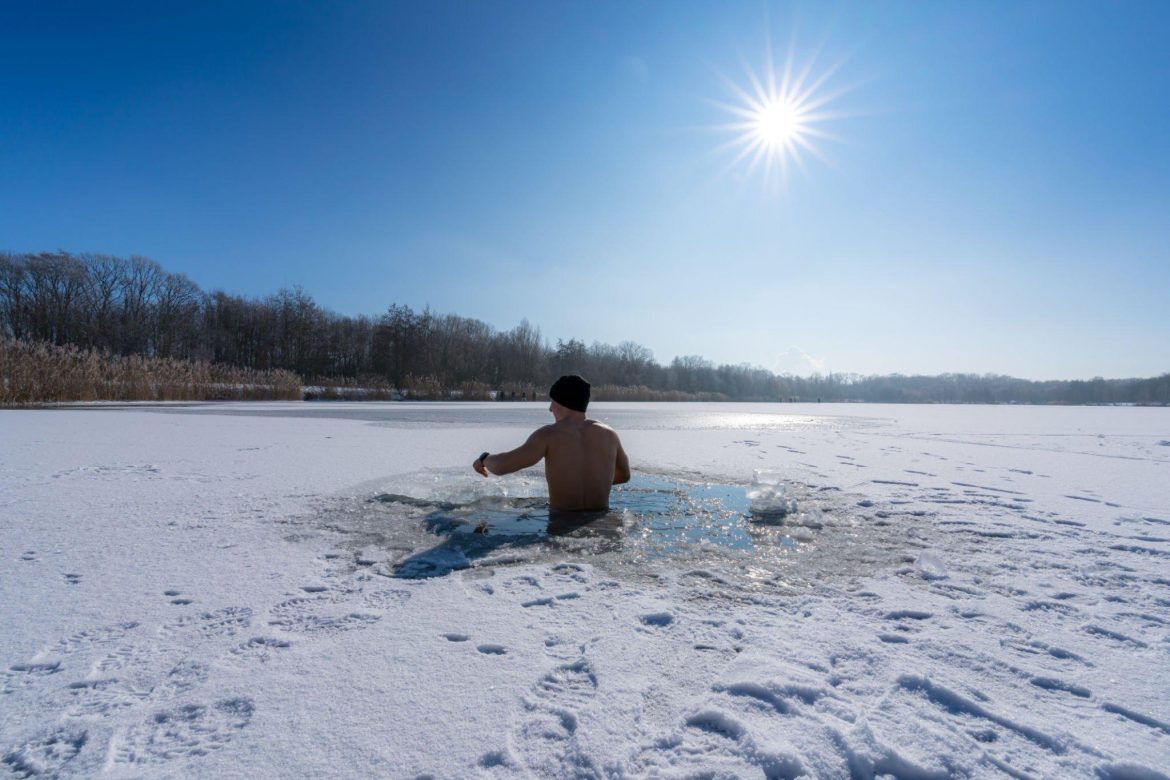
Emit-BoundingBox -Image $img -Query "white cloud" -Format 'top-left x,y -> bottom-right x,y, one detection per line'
774,346 -> 827,376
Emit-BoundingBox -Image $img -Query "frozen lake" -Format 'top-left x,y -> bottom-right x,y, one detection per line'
2,402 -> 1168,777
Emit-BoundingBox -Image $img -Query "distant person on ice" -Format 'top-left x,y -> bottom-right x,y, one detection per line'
473,375 -> 630,511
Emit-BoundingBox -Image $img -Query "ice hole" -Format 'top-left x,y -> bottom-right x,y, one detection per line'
362,471 -> 821,579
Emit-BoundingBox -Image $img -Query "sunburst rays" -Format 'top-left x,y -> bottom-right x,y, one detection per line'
710,33 -> 852,190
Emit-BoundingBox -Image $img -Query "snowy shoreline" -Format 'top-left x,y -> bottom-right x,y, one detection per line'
2,402 -> 1168,777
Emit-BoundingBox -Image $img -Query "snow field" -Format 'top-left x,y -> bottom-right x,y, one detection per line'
1,402 -> 1168,778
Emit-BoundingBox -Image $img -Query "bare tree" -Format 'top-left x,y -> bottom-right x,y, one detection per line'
1,251 -> 1165,404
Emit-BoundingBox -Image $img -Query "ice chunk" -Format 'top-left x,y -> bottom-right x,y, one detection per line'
747,470 -> 798,518
790,506 -> 824,529
914,551 -> 948,580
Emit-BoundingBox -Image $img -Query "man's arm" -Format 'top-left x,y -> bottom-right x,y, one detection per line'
613,436 -> 631,484
475,428 -> 549,477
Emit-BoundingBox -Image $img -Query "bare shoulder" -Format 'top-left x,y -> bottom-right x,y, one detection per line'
584,419 -> 619,437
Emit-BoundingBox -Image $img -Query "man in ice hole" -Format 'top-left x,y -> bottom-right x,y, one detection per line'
473,375 -> 631,511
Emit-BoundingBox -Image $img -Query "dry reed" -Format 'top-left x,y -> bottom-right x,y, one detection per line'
400,374 -> 443,400
591,384 -> 726,402
0,338 -> 302,405
303,376 -> 399,401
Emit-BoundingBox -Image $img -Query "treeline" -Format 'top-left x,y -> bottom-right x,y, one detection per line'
1,251 -> 1167,405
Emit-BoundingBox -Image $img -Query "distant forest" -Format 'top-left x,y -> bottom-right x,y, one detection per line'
2,251 -> 1167,405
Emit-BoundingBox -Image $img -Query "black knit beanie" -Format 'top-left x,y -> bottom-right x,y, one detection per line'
549,375 -> 590,412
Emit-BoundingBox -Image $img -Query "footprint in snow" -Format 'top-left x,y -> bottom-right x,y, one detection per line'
94,641 -> 177,679
1029,677 -> 1091,699
1001,639 -> 1092,667
156,659 -> 210,699
110,697 -> 254,766
550,562 -> 589,584
158,607 -> 252,643
362,589 -> 412,610
72,637 -> 201,717
685,709 -> 748,740
1099,703 -> 1170,736
267,596 -> 379,635
2,726 -> 91,778
883,609 -> 932,621
635,709 -> 803,778
51,622 -> 141,656
1,661 -> 64,696
3,621 -> 144,695
529,658 -> 597,709
64,676 -> 145,718
507,658 -> 600,777
72,655 -> 211,721
1022,599 -> 1079,616
1083,624 -> 1147,649
639,612 -> 674,628
895,674 -> 1062,754
218,637 -> 292,671
501,575 -> 543,595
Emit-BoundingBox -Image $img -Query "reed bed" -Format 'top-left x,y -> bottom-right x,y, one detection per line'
399,373 -> 443,401
0,338 -> 301,405
495,382 -> 542,402
303,377 -> 399,401
304,379 -> 493,401
591,384 -> 725,402
1,338 -> 733,407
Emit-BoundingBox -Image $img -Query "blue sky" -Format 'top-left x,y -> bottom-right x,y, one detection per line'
2,1 -> 1168,379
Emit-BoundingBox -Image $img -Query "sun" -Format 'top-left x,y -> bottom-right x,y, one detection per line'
711,40 -> 848,188
753,97 -> 804,150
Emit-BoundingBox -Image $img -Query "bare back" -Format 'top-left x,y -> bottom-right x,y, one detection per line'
542,419 -> 623,511
476,409 -> 630,512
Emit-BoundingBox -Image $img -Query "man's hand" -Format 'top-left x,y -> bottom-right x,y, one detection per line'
473,451 -> 490,477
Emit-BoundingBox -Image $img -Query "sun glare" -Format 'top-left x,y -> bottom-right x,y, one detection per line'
753,98 -> 803,149
711,37 -> 848,189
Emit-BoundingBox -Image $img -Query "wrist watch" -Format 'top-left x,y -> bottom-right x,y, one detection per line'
477,451 -> 490,465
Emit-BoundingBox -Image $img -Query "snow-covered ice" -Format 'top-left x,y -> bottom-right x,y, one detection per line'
2,401 -> 1168,778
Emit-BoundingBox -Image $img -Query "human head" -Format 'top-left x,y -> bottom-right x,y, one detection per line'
549,375 -> 590,414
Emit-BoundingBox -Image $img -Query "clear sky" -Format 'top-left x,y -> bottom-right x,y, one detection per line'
2,1 -> 1168,380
